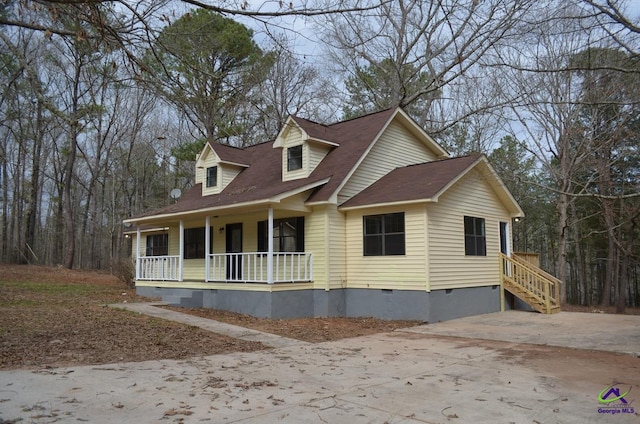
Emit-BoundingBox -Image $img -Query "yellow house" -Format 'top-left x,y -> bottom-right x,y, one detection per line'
124,107 -> 531,321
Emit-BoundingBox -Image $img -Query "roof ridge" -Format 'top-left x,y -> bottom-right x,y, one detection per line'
208,140 -> 246,151
327,107 -> 397,127
400,153 -> 482,168
291,115 -> 328,127
292,107 -> 397,128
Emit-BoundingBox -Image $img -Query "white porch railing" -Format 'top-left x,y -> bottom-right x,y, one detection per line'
137,255 -> 180,281
135,253 -> 313,283
207,252 -> 313,283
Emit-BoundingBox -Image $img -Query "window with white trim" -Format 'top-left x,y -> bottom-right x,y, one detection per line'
287,145 -> 303,171
206,166 -> 217,187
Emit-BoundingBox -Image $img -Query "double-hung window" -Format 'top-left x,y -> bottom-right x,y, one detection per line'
287,145 -> 303,171
146,234 -> 168,256
257,217 -> 305,252
206,166 -> 217,188
464,216 -> 486,256
184,227 -> 214,259
363,213 -> 405,256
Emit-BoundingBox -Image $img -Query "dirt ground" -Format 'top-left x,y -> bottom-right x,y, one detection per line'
0,264 -> 418,370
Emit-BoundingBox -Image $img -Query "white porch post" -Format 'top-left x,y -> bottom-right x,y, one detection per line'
179,220 -> 184,282
205,216 -> 210,282
267,207 -> 274,284
135,227 -> 141,280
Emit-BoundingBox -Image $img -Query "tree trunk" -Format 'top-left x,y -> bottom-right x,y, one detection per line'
1,143 -> 8,262
63,58 -> 82,269
616,252 -> 629,314
24,101 -> 44,264
556,191 -> 569,304
570,201 -> 588,305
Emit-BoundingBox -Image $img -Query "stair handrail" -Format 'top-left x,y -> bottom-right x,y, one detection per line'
500,253 -> 561,313
509,253 -> 562,306
511,253 -> 563,288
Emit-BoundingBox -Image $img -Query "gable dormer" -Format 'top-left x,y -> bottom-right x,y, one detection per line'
274,116 -> 337,182
195,142 -> 248,196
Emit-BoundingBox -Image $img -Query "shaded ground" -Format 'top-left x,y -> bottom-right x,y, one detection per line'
0,265 -> 419,370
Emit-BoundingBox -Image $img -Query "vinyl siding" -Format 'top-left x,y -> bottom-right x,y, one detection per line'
181,220 -> 206,281
280,126 -> 305,181
198,152 -> 243,196
326,204 -> 347,289
308,142 -> 332,175
427,169 -> 511,290
338,120 -> 439,204
345,204 -> 427,290
220,165 -> 243,190
195,148 -> 216,192
201,162 -> 220,196
305,205 -> 328,289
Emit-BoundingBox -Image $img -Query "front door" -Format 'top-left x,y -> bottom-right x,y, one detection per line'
499,222 -> 512,288
226,223 -> 243,280
499,222 -> 509,255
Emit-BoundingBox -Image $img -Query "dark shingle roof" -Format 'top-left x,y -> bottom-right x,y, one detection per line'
132,109 -> 397,220
339,154 -> 483,209
209,142 -> 251,166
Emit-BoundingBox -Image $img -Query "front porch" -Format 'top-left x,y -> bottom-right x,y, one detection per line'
136,252 -> 313,284
132,207 -> 313,285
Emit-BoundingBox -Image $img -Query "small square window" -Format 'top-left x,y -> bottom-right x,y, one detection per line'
257,217 -> 305,252
363,213 -> 405,256
184,227 -> 214,259
287,145 -> 303,171
146,234 -> 168,256
206,166 -> 217,187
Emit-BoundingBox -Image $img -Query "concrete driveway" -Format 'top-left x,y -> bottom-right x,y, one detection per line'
1,310 -> 639,423
405,310 -> 640,356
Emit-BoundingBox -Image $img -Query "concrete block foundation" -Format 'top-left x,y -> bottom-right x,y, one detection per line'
137,285 -> 503,322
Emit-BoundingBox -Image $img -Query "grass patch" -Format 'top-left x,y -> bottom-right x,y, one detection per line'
3,280 -> 98,295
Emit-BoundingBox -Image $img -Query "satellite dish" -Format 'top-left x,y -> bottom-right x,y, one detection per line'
170,188 -> 182,200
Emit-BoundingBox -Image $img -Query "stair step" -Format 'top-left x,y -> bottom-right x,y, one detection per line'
504,284 -> 559,315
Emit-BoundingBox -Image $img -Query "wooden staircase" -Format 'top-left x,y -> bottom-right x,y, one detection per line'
500,253 -> 561,314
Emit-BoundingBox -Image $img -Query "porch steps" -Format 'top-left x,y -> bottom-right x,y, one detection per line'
162,290 -> 203,309
503,277 -> 561,314
500,253 -> 561,315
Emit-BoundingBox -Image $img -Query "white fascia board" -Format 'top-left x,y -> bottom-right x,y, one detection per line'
219,160 -> 250,168
339,199 -> 432,212
307,137 -> 339,147
124,178 -> 330,225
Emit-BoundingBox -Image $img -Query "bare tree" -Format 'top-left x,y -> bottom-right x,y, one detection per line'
242,35 -> 337,144
321,0 -> 534,126
579,0 -> 640,56
495,2 -> 601,302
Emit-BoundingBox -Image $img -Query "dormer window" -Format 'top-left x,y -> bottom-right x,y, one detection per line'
287,145 -> 303,171
206,166 -> 218,187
